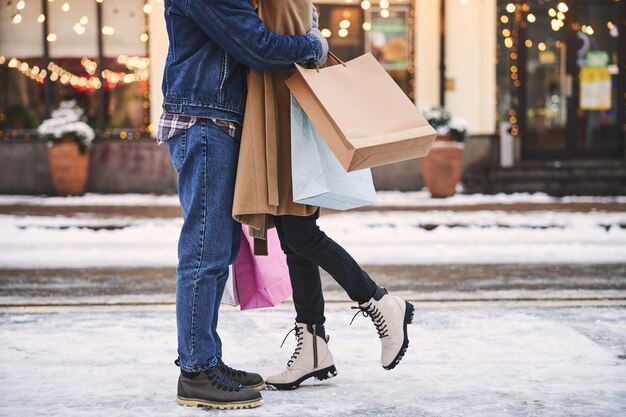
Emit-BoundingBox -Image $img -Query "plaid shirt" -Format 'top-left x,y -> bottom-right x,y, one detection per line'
157,114 -> 241,144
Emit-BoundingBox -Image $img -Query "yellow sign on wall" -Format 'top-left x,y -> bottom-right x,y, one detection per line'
579,66 -> 612,111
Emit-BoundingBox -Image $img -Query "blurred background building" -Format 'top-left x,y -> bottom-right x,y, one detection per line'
1,0 -> 624,195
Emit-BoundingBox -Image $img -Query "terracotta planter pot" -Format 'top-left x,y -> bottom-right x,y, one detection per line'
421,137 -> 465,198
47,140 -> 90,196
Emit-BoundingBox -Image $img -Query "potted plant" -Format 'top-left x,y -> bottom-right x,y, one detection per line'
38,100 -> 95,196
421,107 -> 468,198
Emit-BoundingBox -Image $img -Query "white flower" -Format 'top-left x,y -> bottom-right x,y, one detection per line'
37,101 -> 95,147
449,118 -> 469,133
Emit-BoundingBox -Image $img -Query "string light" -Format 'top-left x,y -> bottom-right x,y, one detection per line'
1,0 -> 155,141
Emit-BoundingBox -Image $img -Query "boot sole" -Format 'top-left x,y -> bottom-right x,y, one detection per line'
176,396 -> 262,410
245,381 -> 266,391
265,365 -> 338,391
383,301 -> 414,371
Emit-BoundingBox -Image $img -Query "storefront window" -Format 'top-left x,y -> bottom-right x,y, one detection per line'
496,0 -> 625,159
317,1 -> 415,99
0,0 -> 44,130
102,0 -> 150,131
0,0 -> 151,137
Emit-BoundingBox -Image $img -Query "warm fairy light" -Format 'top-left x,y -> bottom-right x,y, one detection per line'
321,28 -> 331,38
380,0 -> 390,9
37,13 -> 46,23
140,33 -> 149,42
538,42 -> 546,51
61,2 -> 70,12
73,23 -> 86,35
338,28 -> 349,37
361,1 -> 371,10
47,33 -> 57,42
527,13 -> 536,23
557,2 -> 569,13
607,21 -> 614,30
80,16 -> 89,25
504,37 -> 513,48
380,8 -> 390,18
584,25 -> 594,35
143,4 -> 153,14
12,13 -> 22,24
362,22 -> 371,31
505,3 -> 515,13
16,1 -> 25,10
551,19 -> 559,31
102,26 -> 115,35
525,39 -> 533,48
502,29 -> 511,37
339,19 -> 350,29
548,8 -> 557,17
557,11 -> 565,20
500,15 -> 509,24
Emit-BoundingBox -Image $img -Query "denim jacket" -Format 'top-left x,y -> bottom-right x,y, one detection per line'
162,0 -> 322,124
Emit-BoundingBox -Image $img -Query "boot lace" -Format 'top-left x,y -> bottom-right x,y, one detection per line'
280,325 -> 304,368
174,358 -> 243,392
217,357 -> 247,378
206,367 -> 243,392
350,303 -> 389,339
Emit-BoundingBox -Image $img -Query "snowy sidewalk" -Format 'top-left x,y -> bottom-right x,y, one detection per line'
1,305 -> 625,417
0,191 -> 625,218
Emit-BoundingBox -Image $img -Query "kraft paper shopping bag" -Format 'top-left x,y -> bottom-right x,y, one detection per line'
285,52 -> 437,172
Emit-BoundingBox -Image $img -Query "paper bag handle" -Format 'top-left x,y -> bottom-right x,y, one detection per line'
313,51 -> 347,72
327,51 -> 346,67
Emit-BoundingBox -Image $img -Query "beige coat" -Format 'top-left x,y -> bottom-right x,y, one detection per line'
232,0 -> 317,249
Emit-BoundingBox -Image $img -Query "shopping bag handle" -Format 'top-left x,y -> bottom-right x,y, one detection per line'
327,51 -> 346,67
313,51 -> 347,72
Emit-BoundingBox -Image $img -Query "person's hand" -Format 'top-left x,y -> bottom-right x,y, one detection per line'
307,27 -> 328,66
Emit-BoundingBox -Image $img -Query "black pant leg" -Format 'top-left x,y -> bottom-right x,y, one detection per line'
274,213 -> 377,305
275,216 -> 326,325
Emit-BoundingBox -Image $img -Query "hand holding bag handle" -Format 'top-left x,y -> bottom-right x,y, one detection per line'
313,51 -> 347,72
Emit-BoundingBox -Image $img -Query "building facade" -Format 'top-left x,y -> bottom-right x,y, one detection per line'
1,0 -> 625,194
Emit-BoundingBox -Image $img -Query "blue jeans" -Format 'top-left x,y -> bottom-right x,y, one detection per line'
167,119 -> 241,373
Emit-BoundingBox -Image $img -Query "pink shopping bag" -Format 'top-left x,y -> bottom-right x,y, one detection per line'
233,226 -> 291,310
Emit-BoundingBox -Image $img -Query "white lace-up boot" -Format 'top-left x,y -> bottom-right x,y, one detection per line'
353,288 -> 415,370
265,323 -> 337,390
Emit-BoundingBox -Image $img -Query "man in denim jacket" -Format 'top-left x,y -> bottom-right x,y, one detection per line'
158,0 -> 328,409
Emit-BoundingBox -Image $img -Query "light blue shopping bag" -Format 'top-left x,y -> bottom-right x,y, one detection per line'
291,95 -> 377,210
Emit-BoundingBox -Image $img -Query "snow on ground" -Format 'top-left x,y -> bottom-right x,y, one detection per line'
0,210 -> 625,268
1,305 -> 625,417
0,191 -> 624,208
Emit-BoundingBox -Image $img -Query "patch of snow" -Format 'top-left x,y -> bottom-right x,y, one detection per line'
1,210 -> 625,268
1,305 -> 625,416
374,191 -> 626,207
1,191 -> 625,208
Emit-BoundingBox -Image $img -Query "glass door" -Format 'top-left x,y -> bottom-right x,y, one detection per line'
519,0 -> 625,159
570,0 -> 624,157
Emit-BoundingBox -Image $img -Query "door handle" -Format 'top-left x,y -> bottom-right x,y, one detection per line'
564,74 -> 573,98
